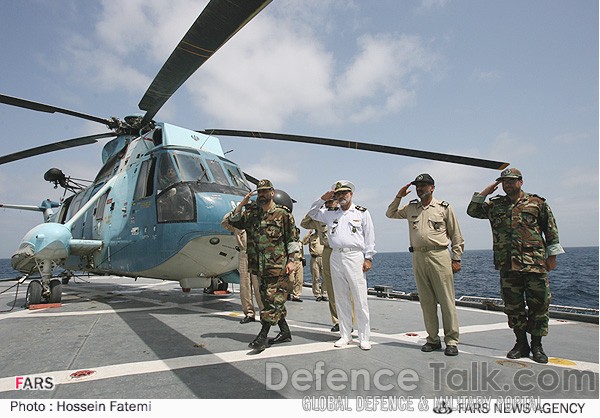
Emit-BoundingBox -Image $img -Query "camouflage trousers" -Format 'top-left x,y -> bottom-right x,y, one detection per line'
500,271 -> 551,336
259,275 -> 291,325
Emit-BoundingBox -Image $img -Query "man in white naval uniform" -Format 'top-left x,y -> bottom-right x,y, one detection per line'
307,180 -> 376,350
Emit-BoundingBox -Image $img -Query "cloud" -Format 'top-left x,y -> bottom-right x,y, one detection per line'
472,68 -> 502,82
57,1 -> 439,132
185,13 -> 336,129
491,132 -> 537,159
416,0 -> 450,13
336,33 -> 437,123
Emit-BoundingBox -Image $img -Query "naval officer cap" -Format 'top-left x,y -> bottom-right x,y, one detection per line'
256,179 -> 274,191
333,180 -> 355,193
496,167 -> 522,182
411,173 -> 435,185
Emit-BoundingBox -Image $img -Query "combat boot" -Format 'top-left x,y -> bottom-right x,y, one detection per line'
507,329 -> 530,359
530,336 -> 548,364
268,317 -> 292,345
248,320 -> 271,351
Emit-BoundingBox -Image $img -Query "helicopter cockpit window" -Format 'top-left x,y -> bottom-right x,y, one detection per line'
156,154 -> 181,193
173,153 -> 210,183
206,159 -> 229,186
223,163 -> 250,191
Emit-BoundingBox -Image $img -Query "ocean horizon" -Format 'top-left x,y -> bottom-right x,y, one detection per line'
1,246 -> 597,310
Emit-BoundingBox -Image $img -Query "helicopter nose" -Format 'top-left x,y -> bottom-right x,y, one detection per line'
21,223 -> 73,261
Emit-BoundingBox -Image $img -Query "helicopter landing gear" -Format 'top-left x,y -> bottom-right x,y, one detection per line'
203,278 -> 229,294
48,279 -> 62,303
25,259 -> 63,308
25,280 -> 42,306
59,270 -> 73,285
25,278 -> 63,307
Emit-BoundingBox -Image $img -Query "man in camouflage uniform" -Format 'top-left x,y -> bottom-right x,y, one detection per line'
225,179 -> 301,351
467,168 -> 564,363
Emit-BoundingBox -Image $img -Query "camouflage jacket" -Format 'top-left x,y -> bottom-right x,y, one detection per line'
467,191 -> 562,273
227,203 -> 300,278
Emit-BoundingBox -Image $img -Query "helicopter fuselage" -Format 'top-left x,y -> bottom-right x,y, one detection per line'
12,123 -> 249,289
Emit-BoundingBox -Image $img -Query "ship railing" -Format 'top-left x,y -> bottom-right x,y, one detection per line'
365,286 -> 599,324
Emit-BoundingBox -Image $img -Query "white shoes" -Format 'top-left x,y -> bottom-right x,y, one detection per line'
359,341 -> 372,350
334,338 -> 351,347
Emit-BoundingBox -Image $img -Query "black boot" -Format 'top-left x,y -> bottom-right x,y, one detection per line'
530,336 -> 548,363
268,317 -> 292,345
248,321 -> 271,351
507,329 -> 530,359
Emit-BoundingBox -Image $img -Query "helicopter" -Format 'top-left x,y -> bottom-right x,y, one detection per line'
0,0 -> 508,307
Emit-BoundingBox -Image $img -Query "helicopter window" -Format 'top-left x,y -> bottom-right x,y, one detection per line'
94,152 -> 122,183
157,183 -> 196,223
223,163 -> 250,191
173,153 -> 210,183
134,159 -> 155,200
66,192 -> 86,220
156,154 -> 180,193
152,128 -> 163,146
95,192 -> 109,220
57,195 -> 74,224
206,159 -> 229,186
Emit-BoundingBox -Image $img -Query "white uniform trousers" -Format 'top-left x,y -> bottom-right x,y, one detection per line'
330,249 -> 370,343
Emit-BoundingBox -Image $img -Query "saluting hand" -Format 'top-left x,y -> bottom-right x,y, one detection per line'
480,181 -> 500,196
234,190 -> 255,214
321,190 -> 335,201
396,183 -> 412,199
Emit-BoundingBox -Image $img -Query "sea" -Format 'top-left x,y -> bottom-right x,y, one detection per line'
304,246 -> 599,310
1,246 -> 598,310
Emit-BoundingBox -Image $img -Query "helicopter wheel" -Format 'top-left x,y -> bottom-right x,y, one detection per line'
48,279 -> 62,304
26,280 -> 42,307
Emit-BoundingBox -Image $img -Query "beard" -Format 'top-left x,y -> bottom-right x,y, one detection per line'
337,197 -> 349,206
257,196 -> 270,206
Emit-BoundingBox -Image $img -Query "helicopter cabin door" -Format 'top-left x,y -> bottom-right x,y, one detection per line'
130,157 -> 158,243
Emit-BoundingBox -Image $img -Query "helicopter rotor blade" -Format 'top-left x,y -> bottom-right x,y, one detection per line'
0,133 -> 115,165
243,172 -> 260,186
0,94 -> 116,128
201,129 -> 509,170
138,0 -> 272,127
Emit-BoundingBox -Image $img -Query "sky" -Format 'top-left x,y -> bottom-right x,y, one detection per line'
0,0 -> 597,259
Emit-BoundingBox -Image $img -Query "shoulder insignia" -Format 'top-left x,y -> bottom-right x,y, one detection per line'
275,204 -> 292,213
440,201 -> 449,207
355,205 -> 367,212
489,195 -> 504,202
528,193 -> 546,202
409,199 -> 419,204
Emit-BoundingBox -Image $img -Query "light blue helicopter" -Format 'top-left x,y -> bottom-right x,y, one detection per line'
0,0 -> 508,306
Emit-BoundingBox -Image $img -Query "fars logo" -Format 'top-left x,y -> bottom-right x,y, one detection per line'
15,376 -> 55,390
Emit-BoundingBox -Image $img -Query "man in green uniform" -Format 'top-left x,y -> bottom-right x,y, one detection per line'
225,179 -> 301,351
467,168 -> 564,363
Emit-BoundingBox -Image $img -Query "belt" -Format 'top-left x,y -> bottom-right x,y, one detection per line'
409,245 -> 448,252
335,247 -> 362,252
